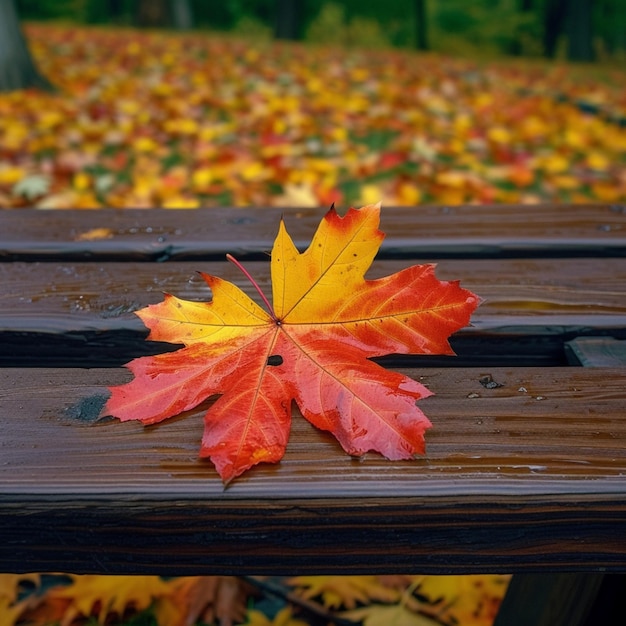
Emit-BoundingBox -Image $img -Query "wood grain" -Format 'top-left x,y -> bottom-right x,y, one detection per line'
1,204 -> 625,261
2,204 -> 626,578
2,258 -> 625,366
1,366 -> 625,573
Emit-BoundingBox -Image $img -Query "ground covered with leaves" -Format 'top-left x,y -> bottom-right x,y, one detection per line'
1,24 -> 624,209
1,573 -> 510,626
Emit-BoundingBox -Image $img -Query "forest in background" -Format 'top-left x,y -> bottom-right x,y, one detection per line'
15,0 -> 626,63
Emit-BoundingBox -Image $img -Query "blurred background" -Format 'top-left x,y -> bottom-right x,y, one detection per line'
13,0 -> 626,62
1,0 -> 624,208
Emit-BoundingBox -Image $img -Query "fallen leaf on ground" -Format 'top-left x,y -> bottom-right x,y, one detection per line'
42,574 -> 172,626
289,575 -> 401,609
157,576 -> 251,626
0,574 -> 40,626
417,574 -> 511,626
245,605 -> 309,626
2,23 -> 624,208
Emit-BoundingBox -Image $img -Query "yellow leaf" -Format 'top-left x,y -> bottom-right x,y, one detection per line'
453,114 -> 472,134
164,118 -> 199,135
192,167 -> 213,191
119,100 -> 141,115
241,161 -> 268,182
330,126 -> 348,142
436,170 -> 466,188
359,183 -> 384,206
75,227 -> 114,241
396,181 -> 422,205
541,153 -> 569,174
0,596 -> 28,626
0,573 -> 39,604
133,136 -> 159,153
564,128 -> 586,149
73,172 -> 91,191
487,126 -> 511,144
0,574 -> 41,626
162,196 -> 201,208
3,122 -> 28,150
0,166 -> 26,186
246,606 -> 309,626
417,574 -> 511,626
275,182 -> 318,208
591,181 -> 622,202
342,602 -> 440,626
520,115 -> 548,140
273,118 -> 288,134
434,187 -> 466,205
289,575 -> 399,610
38,110 -> 64,130
47,574 -> 173,625
552,174 -> 580,190
586,151 -> 610,171
475,93 -> 493,108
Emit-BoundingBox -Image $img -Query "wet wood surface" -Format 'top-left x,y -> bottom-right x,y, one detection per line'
2,366 -> 626,574
2,257 -> 626,366
2,204 -> 625,260
1,205 -> 625,579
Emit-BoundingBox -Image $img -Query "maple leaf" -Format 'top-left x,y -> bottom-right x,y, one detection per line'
246,606 -> 309,626
342,602 -> 441,626
340,578 -> 442,626
157,576 -> 251,626
417,575 -> 511,626
0,574 -> 40,626
104,203 -> 479,483
44,574 -> 173,626
289,575 -> 400,610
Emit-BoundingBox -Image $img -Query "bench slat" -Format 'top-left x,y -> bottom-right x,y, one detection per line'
1,366 -> 625,574
3,366 -> 625,497
2,258 -> 625,366
2,204 -> 625,260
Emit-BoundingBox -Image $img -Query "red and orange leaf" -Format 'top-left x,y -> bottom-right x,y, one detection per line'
104,204 -> 479,482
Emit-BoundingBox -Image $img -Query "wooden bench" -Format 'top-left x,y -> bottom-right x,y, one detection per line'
1,203 -> 625,626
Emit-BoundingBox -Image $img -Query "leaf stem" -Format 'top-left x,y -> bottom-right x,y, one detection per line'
226,253 -> 277,320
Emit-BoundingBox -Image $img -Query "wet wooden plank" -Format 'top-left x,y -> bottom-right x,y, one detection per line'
494,336 -> 626,625
1,367 -> 626,574
2,258 -> 625,366
1,204 -> 625,260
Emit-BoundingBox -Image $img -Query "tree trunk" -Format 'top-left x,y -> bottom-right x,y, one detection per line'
274,0 -> 299,40
509,0 -> 533,55
567,0 -> 594,61
171,0 -> 193,30
107,0 -> 125,24
544,0 -> 568,57
415,0 -> 428,50
0,0 -> 54,92
135,0 -> 170,27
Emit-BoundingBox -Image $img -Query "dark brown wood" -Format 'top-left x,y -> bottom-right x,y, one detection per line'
1,203 -> 625,596
2,258 -> 625,366
1,204 -> 625,261
495,338 -> 624,624
1,367 -> 626,574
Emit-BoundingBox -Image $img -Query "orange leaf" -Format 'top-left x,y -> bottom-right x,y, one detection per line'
43,575 -> 172,626
104,204 -> 479,483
